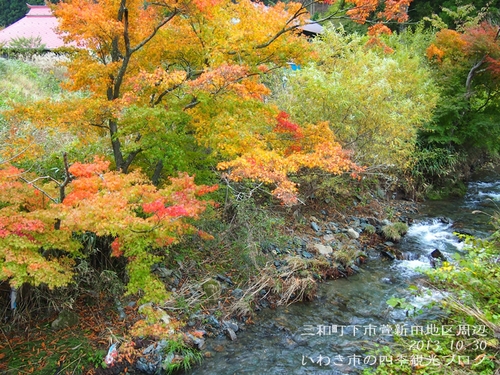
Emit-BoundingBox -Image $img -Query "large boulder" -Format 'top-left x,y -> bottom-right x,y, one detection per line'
202,279 -> 221,303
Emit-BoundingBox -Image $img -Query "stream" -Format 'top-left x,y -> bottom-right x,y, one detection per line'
186,173 -> 499,375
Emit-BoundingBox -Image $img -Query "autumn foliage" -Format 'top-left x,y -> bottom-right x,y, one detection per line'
346,0 -> 412,34
218,111 -> 361,205
0,160 -> 216,302
0,0 -> 416,302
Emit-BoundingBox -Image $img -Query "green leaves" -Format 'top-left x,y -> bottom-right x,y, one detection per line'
268,27 -> 439,169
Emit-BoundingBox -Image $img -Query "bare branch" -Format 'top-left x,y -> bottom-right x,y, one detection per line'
18,176 -> 58,204
130,10 -> 178,54
466,56 -> 486,99
0,145 -> 31,165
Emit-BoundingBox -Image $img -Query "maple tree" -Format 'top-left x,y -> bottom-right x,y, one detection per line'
423,21 -> 500,154
5,0 -> 314,177
4,0 -> 416,182
218,111 -> 361,204
0,0 -> 421,301
0,159 -> 216,301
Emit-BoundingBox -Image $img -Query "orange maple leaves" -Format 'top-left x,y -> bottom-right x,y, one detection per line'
346,0 -> 412,35
426,23 -> 500,77
0,159 -> 216,300
218,112 -> 362,205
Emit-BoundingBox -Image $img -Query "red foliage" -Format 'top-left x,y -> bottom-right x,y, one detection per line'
142,199 -> 189,219
0,160 -> 217,298
111,238 -> 123,257
462,22 -> 500,58
275,111 -> 303,140
485,56 -> 500,77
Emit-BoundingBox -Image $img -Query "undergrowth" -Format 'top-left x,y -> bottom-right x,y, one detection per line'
364,213 -> 500,375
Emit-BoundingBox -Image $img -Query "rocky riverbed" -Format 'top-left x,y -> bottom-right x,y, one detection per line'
96,196 -> 423,375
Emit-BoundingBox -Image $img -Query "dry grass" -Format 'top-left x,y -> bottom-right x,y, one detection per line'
227,256 -> 325,318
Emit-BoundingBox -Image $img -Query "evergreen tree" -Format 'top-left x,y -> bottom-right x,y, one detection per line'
0,0 -> 50,28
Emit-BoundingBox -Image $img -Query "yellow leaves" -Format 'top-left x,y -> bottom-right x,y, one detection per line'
124,68 -> 187,106
218,114 -> 361,205
431,29 -> 467,62
189,64 -> 250,94
55,0 -> 124,48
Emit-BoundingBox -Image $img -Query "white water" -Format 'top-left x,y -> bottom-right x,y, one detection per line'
395,218 -> 464,277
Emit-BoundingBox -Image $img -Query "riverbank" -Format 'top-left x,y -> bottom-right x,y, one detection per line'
0,183 -> 423,375
186,175 -> 500,375
3,178 -> 499,375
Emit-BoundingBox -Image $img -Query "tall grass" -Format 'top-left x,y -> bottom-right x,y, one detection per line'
0,57 -> 62,109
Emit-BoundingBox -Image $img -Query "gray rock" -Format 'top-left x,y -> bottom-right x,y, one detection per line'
231,288 -> 244,299
376,187 -> 386,199
136,357 -> 158,374
380,250 -> 396,261
328,222 -> 339,231
206,315 -> 220,328
186,333 -> 205,349
223,320 -> 239,332
311,222 -> 320,232
350,218 -> 361,227
323,234 -> 335,242
225,327 -> 237,341
156,267 -> 174,278
428,249 -> 447,268
347,228 -> 359,239
302,251 -> 313,259
366,217 -> 383,227
350,264 -> 362,273
313,244 -> 333,256
260,300 -> 270,309
51,309 -> 79,330
216,274 -> 234,285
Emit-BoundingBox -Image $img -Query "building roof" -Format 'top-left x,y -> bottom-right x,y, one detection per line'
0,5 -> 65,49
299,22 -> 323,35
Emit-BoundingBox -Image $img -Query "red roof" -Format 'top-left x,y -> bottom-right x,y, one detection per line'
0,5 -> 66,49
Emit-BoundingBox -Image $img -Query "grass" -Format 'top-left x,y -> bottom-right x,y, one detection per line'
382,222 -> 409,242
0,57 -> 62,109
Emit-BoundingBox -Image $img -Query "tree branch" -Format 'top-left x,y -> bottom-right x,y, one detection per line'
59,152 -> 73,203
466,56 -> 486,99
18,176 -> 58,204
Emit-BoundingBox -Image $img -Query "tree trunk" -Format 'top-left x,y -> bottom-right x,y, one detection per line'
152,159 -> 164,186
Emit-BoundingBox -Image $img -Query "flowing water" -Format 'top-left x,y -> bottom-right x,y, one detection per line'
187,174 -> 499,375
